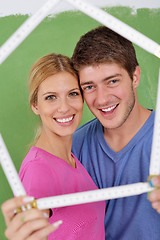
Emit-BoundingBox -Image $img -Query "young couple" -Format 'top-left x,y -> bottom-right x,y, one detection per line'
2,26 -> 160,240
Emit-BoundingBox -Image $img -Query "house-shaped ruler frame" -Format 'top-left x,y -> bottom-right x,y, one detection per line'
0,0 -> 160,208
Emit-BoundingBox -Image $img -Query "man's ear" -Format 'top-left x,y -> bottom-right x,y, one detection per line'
31,102 -> 39,115
133,66 -> 141,89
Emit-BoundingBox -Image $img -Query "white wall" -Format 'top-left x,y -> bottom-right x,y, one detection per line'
1,0 -> 160,17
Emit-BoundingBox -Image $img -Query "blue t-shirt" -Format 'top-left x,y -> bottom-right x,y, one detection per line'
72,110 -> 160,240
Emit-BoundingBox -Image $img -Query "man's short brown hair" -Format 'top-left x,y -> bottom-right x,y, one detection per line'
72,26 -> 139,79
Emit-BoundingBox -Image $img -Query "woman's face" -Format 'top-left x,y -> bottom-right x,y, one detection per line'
32,72 -> 83,137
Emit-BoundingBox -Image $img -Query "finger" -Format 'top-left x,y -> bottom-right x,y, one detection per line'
151,201 -> 160,214
1,196 -> 34,226
148,189 -> 160,202
149,176 -> 160,187
27,220 -> 63,240
42,209 -> 50,218
5,208 -> 49,238
5,214 -> 49,240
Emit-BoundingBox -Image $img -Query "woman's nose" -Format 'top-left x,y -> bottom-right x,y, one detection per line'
57,99 -> 70,113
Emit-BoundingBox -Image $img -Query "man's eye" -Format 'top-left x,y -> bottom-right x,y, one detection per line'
110,80 -> 118,84
83,85 -> 93,91
87,86 -> 93,89
45,95 -> 56,100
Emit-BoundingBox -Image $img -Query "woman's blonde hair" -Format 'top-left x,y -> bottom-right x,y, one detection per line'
28,53 -> 82,145
28,53 -> 80,106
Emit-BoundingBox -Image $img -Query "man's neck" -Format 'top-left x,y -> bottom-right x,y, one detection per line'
103,105 -> 151,152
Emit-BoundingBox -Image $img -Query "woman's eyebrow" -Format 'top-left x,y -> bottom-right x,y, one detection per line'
42,91 -> 56,96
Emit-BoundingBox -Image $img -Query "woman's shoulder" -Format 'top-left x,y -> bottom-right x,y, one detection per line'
19,147 -> 55,178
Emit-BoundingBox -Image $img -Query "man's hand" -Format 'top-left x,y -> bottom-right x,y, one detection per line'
148,176 -> 160,214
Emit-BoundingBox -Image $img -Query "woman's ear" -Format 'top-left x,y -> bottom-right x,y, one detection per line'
31,102 -> 39,115
133,66 -> 141,89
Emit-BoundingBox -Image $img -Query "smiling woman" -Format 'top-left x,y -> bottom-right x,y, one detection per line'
31,71 -> 83,140
1,53 -> 105,240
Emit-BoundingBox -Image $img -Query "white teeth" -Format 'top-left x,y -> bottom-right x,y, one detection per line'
56,116 -> 74,123
101,105 -> 117,112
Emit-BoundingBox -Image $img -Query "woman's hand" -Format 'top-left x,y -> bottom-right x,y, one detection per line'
148,176 -> 160,214
1,196 -> 62,240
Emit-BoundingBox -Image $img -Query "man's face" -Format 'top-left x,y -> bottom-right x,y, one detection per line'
79,63 -> 140,130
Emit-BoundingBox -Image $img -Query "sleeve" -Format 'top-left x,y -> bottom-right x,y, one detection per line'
20,160 -> 58,199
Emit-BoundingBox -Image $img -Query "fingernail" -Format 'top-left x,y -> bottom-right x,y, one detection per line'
53,220 -> 63,228
149,177 -> 159,187
43,212 -> 49,218
26,204 -> 32,210
21,205 -> 27,211
23,196 -> 34,203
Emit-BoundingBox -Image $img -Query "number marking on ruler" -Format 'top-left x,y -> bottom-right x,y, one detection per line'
36,182 -> 154,209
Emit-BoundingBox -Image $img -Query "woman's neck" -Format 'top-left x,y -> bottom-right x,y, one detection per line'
35,131 -> 75,168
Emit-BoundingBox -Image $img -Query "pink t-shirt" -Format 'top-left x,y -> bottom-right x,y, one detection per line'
19,147 -> 105,240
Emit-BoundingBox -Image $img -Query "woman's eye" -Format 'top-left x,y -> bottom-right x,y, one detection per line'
69,92 -> 79,97
45,95 -> 56,100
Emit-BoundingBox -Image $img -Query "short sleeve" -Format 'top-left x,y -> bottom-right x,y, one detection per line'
20,160 -> 57,199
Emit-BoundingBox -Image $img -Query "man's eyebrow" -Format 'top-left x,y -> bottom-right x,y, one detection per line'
103,74 -> 122,81
80,81 -> 94,86
80,74 -> 122,86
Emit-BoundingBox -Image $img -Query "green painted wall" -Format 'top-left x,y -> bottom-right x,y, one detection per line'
0,7 -> 160,239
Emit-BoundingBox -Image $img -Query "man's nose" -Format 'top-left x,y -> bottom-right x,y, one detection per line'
95,86 -> 108,106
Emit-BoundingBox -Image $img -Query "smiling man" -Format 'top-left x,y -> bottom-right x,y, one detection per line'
71,26 -> 160,240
